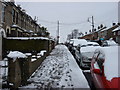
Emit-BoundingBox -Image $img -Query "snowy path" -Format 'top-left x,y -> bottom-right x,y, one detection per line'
20,45 -> 89,89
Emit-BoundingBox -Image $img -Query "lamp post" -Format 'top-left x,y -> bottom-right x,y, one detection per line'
57,21 -> 60,44
88,16 -> 95,40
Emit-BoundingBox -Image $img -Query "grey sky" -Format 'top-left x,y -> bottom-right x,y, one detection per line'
16,2 -> 118,42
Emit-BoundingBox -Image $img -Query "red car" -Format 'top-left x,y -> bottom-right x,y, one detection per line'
90,46 -> 120,89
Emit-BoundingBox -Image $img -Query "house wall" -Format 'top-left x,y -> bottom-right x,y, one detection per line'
3,2 -> 12,36
1,2 -> 44,37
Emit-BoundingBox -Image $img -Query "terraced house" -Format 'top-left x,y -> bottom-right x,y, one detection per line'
0,0 -> 49,37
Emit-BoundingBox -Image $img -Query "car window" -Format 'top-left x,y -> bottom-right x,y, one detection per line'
87,44 -> 93,46
102,41 -> 108,46
93,51 -> 99,59
94,62 -> 100,69
93,44 -> 99,46
97,53 -> 105,70
81,45 -> 87,47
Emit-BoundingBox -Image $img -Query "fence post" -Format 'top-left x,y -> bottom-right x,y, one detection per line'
8,58 -> 21,88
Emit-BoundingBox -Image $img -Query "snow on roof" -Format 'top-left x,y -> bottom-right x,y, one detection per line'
7,37 -> 49,40
7,51 -> 27,61
97,46 -> 119,81
112,26 -> 120,32
99,27 -> 109,32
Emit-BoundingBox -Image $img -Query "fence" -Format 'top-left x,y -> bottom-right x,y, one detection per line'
2,37 -> 55,88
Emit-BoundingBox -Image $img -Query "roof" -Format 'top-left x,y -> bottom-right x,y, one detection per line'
99,27 -> 109,32
7,37 -> 49,40
112,26 -> 120,32
99,25 -> 119,33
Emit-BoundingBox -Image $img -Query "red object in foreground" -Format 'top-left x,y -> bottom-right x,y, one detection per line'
90,47 -> 120,89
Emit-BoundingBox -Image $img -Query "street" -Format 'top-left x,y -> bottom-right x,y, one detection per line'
19,45 -> 90,89
0,1 -> 119,89
82,71 -> 96,90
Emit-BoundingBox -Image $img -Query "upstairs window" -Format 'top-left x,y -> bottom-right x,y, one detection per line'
16,12 -> 18,24
1,4 -> 5,23
12,9 -> 15,23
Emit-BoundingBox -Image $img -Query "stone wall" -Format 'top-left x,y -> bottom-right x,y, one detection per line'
3,38 -> 55,88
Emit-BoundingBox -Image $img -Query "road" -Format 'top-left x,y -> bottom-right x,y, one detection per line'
70,48 -> 96,90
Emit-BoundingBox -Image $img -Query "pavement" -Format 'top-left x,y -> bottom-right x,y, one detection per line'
19,45 -> 90,89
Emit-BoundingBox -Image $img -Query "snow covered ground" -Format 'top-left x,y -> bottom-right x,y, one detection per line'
19,45 -> 89,89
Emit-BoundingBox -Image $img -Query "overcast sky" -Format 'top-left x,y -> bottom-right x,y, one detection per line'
16,2 -> 118,43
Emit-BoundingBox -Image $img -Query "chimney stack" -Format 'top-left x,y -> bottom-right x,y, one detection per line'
112,23 -> 116,26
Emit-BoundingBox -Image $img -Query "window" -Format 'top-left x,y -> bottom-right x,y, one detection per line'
1,5 -> 5,23
118,31 -> 120,35
12,9 -> 15,23
16,12 -> 18,24
97,53 -> 105,70
114,32 -> 116,36
93,50 -> 99,59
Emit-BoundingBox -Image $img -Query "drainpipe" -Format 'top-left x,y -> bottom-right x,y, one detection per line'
0,24 -> 2,61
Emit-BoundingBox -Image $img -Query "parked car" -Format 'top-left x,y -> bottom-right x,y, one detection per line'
102,40 -> 118,47
90,46 -> 120,88
71,39 -> 87,56
80,42 -> 100,69
75,42 -> 100,69
67,39 -> 74,51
